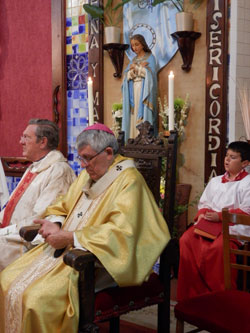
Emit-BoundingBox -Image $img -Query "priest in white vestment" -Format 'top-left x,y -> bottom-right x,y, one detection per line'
0,123 -> 170,333
0,119 -> 76,271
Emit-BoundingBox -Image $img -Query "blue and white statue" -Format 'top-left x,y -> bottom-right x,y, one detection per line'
122,34 -> 158,141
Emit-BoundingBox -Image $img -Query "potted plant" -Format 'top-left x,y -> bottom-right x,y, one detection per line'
158,93 -> 190,172
152,0 -> 205,32
83,0 -> 131,43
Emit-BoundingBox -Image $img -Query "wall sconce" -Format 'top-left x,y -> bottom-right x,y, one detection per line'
171,31 -> 201,72
103,43 -> 129,78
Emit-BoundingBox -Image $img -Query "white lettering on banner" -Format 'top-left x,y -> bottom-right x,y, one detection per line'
209,30 -> 222,47
94,92 -> 100,120
94,91 -> 99,106
89,35 -> 99,49
209,83 -> 220,99
88,10 -> 101,122
208,118 -> 221,134
211,153 -> 217,167
93,107 -> 99,120
211,11 -> 222,30
214,0 -> 219,11
209,100 -> 221,117
209,169 -> 218,179
209,48 -> 222,65
207,0 -> 223,180
208,135 -> 220,151
212,67 -> 219,81
90,20 -> 99,35
91,63 -> 98,78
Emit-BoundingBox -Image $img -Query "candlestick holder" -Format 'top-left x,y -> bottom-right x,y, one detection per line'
171,31 -> 201,72
103,43 -> 129,78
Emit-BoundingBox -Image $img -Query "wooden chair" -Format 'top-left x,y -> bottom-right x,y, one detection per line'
1,157 -> 31,209
20,121 -> 178,333
1,157 -> 31,178
174,208 -> 250,333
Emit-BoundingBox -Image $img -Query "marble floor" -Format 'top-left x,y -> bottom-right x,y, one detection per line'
121,301 -> 203,332
120,278 -> 209,333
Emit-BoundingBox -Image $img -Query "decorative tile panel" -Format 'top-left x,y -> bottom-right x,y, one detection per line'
66,0 -> 89,175
67,54 -> 88,90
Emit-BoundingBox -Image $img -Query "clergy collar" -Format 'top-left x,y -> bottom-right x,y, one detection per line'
82,158 -> 135,200
33,153 -> 49,163
221,169 -> 249,183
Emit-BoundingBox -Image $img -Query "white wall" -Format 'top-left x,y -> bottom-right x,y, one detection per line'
229,0 -> 250,142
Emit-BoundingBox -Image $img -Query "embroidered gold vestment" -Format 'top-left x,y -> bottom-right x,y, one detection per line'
0,155 -> 170,333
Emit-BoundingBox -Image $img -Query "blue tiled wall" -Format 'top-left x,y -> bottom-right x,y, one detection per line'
6,176 -> 21,197
66,0 -> 89,175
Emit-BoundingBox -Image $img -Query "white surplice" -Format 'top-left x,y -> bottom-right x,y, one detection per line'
198,173 -> 250,236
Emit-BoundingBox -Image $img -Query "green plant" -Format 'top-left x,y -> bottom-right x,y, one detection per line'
112,102 -> 123,111
83,0 -> 131,27
152,0 -> 205,11
158,94 -> 190,180
174,97 -> 185,130
111,102 -> 123,137
158,94 -> 190,138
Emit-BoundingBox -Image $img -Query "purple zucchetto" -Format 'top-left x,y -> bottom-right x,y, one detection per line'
83,123 -> 115,136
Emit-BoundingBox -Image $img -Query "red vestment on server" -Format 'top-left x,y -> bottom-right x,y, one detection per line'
177,171 -> 250,301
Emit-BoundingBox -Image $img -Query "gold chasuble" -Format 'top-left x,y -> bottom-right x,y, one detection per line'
0,155 -> 170,333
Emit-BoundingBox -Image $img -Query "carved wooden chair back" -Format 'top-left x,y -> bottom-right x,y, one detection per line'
1,157 -> 30,210
118,121 -> 177,235
1,157 -> 31,178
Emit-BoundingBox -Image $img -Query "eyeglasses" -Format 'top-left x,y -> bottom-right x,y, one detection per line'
77,147 -> 107,165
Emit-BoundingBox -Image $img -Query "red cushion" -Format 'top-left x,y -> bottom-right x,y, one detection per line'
94,273 -> 164,322
175,290 -> 250,333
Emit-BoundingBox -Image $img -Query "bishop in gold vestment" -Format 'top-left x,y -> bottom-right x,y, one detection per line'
0,124 -> 170,333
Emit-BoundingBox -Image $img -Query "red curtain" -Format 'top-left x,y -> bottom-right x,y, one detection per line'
0,0 -> 52,156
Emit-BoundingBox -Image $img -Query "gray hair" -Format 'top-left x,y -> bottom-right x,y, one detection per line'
28,119 -> 59,150
76,130 -> 119,154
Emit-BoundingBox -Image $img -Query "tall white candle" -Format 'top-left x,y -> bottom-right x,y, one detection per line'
168,71 -> 174,131
88,77 -> 94,126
